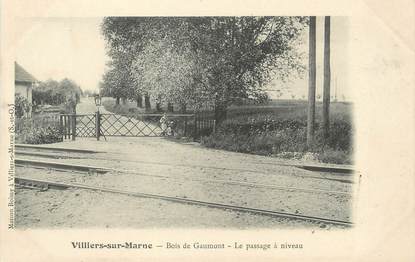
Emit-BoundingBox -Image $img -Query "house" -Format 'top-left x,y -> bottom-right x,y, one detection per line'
15,62 -> 37,117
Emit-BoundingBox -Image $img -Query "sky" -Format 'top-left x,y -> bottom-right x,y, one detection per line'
15,17 -> 351,101
267,16 -> 350,101
15,17 -> 108,93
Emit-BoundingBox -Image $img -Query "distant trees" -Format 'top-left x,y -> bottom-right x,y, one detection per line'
83,89 -> 98,97
33,78 -> 82,113
101,17 -> 307,123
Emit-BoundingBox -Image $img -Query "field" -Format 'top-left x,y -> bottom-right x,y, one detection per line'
228,99 -> 352,121
102,98 -> 354,164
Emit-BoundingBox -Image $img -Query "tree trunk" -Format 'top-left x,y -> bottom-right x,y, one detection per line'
122,97 -> 127,105
307,16 -> 317,148
323,16 -> 331,139
156,95 -> 162,112
136,95 -> 143,108
144,95 -> 151,111
115,97 -> 120,105
180,103 -> 187,113
167,102 -> 174,112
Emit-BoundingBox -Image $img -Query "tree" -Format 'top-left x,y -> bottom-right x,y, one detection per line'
182,17 -> 307,123
33,78 -> 82,108
101,59 -> 136,106
15,94 -> 30,118
307,16 -> 317,148
131,35 -> 208,112
101,17 -> 307,123
322,16 -> 331,138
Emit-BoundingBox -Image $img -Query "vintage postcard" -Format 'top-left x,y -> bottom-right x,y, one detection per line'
0,0 -> 414,261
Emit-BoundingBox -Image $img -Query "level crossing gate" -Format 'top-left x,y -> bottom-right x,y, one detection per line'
60,112 -> 215,140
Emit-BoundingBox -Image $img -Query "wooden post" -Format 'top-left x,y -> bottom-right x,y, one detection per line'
193,114 -> 197,140
59,115 -> 63,140
323,16 -> 331,138
65,116 -> 69,139
71,115 -> 76,141
184,117 -> 188,137
307,16 -> 317,148
95,111 -> 101,141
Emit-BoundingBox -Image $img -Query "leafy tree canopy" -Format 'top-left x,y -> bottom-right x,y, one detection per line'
33,78 -> 82,106
101,17 -> 307,121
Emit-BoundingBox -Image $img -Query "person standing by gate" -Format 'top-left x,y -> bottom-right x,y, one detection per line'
160,113 -> 168,136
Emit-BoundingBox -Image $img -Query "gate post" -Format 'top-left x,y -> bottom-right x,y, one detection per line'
95,111 -> 101,141
184,116 -> 188,137
59,114 -> 63,140
71,115 -> 76,141
193,114 -> 197,141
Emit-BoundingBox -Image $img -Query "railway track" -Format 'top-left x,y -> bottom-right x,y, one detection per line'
15,144 -> 101,154
15,158 -> 110,174
15,176 -> 353,227
15,146 -> 355,184
15,158 -> 352,196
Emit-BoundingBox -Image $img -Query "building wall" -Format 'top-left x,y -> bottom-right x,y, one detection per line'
15,82 -> 33,117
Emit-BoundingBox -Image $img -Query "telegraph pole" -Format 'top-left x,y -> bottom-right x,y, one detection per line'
323,16 -> 331,138
307,16 -> 317,148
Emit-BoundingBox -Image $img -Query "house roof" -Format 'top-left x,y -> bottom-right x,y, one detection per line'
15,62 -> 37,83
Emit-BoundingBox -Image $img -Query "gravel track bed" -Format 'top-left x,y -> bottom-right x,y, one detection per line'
15,187 -> 346,229
16,167 -> 352,222
17,154 -> 354,194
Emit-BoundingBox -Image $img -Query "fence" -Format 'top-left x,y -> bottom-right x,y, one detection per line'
95,112 -> 216,140
15,114 -> 61,134
98,113 -> 195,138
16,112 -> 217,141
15,114 -> 62,143
193,111 -> 216,139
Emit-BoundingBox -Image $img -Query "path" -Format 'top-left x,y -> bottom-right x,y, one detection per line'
76,97 -> 164,136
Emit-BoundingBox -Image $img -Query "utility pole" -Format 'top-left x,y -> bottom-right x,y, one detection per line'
323,16 -> 331,138
307,16 -> 317,148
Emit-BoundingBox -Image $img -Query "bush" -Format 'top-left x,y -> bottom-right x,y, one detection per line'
317,149 -> 352,164
315,119 -> 353,152
15,94 -> 30,118
23,126 -> 63,144
201,117 -> 353,164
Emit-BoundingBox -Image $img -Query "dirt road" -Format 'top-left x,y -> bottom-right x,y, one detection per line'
77,97 -> 164,136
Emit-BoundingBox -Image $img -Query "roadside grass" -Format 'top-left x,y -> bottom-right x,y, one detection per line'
202,101 -> 353,165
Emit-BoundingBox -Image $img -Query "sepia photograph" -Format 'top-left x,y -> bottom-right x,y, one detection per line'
12,16 -> 355,229
1,0 -> 415,260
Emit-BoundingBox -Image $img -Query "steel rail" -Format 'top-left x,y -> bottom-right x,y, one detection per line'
15,150 -> 82,159
15,144 -> 101,154
110,168 -> 353,196
15,177 -> 353,227
15,156 -> 354,185
15,158 -> 110,174
97,158 -> 355,184
244,161 -> 355,174
15,148 -> 354,181
15,162 -> 352,196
